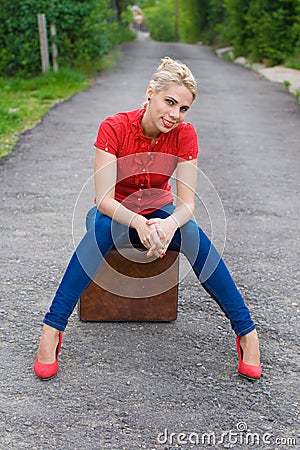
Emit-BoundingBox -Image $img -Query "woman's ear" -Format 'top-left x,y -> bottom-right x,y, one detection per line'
146,86 -> 154,100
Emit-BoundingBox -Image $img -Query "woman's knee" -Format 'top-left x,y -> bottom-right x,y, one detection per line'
95,211 -> 112,228
94,211 -> 127,246
181,220 -> 201,243
179,220 -> 215,268
86,206 -> 97,231
170,220 -> 201,255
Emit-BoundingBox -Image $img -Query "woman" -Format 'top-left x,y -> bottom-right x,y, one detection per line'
34,57 -> 262,381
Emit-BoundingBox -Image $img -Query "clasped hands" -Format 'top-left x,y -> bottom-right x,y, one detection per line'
132,215 -> 178,259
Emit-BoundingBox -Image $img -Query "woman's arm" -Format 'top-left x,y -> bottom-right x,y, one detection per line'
94,148 -> 165,257
171,158 -> 198,226
147,158 -> 198,252
94,148 -> 136,226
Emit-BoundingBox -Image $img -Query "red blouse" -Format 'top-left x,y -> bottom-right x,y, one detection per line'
94,106 -> 199,214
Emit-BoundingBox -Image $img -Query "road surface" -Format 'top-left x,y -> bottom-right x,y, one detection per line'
1,36 -> 299,449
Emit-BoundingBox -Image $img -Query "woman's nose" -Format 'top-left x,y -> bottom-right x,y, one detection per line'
169,107 -> 180,120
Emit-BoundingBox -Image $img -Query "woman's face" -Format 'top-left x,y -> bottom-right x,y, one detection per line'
142,82 -> 194,138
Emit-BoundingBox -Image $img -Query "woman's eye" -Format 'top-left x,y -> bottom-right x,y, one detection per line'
166,99 -> 174,105
180,107 -> 188,112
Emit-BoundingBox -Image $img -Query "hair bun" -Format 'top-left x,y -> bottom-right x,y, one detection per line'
158,56 -> 175,71
149,56 -> 197,100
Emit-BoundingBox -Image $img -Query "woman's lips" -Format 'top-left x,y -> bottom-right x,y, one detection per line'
162,118 -> 175,129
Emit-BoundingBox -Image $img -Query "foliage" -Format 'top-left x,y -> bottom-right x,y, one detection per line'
223,0 -> 300,65
0,0 -> 135,77
137,0 -> 300,66
143,0 -> 176,42
227,0 -> 300,65
114,0 -> 133,20
107,8 -> 136,47
178,0 -> 202,44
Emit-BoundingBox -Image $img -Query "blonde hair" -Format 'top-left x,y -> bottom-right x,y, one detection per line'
149,56 -> 197,100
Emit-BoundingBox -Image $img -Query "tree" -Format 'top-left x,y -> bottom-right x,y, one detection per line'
114,0 -> 132,20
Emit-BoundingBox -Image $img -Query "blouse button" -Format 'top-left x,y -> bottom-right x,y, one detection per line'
142,168 -> 146,172
189,155 -> 192,160
137,198 -> 141,201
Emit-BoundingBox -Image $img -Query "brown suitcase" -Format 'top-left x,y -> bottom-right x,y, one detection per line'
78,248 -> 179,322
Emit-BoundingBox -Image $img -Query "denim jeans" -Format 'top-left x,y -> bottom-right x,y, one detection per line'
43,203 -> 255,336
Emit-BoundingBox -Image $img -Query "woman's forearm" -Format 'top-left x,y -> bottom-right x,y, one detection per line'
98,197 -> 165,258
169,201 -> 195,228
97,197 -> 145,228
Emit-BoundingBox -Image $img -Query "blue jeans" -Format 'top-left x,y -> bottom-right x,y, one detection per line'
43,204 -> 255,336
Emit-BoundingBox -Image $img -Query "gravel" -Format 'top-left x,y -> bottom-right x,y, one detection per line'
0,36 -> 299,449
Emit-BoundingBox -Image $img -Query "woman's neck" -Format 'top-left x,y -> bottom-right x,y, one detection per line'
141,108 -> 160,139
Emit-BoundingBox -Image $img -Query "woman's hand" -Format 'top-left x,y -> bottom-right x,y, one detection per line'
146,216 -> 178,255
131,215 -> 166,258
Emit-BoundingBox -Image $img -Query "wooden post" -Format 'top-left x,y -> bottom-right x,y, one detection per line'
37,14 -> 50,73
50,23 -> 58,72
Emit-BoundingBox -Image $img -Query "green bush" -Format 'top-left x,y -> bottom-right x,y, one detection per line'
0,0 -> 135,77
223,0 -> 300,65
242,0 -> 300,65
178,0 -> 202,44
107,8 -> 136,46
144,0 -> 175,42
139,0 -> 300,67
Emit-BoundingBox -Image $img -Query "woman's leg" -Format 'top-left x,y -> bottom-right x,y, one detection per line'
36,208 -> 128,369
177,222 -> 256,336
146,205 -> 256,337
43,209 -> 127,331
160,214 -> 260,367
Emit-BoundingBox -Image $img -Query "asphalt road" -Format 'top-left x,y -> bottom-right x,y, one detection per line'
1,36 -> 299,449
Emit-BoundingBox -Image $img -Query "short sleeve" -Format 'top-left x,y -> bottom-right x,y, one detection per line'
94,117 -> 120,156
176,123 -> 199,161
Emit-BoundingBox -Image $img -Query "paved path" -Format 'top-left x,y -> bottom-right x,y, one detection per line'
257,65 -> 300,94
1,37 -> 299,449
216,46 -> 300,94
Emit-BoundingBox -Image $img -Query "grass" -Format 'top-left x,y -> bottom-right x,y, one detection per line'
285,57 -> 300,71
0,68 -> 90,158
77,47 -> 122,76
0,48 -> 122,158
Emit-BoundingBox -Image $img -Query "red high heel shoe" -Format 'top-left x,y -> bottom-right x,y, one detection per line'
34,331 -> 63,380
236,336 -> 262,380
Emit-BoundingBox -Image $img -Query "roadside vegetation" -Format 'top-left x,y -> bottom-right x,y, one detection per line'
0,48 -> 122,158
139,0 -> 300,68
1,0 -> 299,157
0,69 -> 88,158
0,0 -> 134,158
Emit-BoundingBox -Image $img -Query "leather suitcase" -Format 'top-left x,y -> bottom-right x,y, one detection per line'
78,248 -> 179,322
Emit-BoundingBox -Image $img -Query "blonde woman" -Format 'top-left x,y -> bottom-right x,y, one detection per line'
34,58 -> 262,381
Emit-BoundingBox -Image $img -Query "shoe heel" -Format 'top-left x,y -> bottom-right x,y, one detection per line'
34,331 -> 62,380
236,336 -> 262,380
